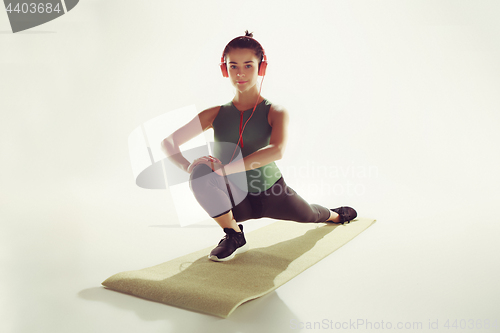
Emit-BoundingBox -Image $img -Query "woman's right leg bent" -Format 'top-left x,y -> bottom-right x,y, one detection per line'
188,164 -> 254,225
189,164 -> 253,261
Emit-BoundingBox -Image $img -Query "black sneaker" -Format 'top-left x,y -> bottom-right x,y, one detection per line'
330,206 -> 357,224
208,224 -> 249,262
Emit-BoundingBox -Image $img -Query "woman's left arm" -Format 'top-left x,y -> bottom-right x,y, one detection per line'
217,105 -> 289,175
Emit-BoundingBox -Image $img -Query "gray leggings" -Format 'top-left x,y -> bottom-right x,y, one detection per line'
189,164 -> 331,223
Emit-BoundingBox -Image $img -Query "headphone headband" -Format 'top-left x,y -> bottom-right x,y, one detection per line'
220,35 -> 268,77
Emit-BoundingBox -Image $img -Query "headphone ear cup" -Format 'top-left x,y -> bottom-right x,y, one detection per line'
220,63 -> 229,78
258,60 -> 268,76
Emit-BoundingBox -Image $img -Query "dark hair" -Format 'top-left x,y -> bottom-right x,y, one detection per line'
222,30 -> 264,64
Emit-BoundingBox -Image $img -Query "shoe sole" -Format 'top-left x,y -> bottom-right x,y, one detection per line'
208,243 -> 249,262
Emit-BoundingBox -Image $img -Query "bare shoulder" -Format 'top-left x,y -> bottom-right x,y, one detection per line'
268,103 -> 289,126
198,105 -> 221,130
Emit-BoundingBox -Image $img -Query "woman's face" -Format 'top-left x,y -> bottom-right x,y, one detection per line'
225,48 -> 260,93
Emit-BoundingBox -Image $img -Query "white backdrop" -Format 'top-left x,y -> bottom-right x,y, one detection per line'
1,1 -> 499,332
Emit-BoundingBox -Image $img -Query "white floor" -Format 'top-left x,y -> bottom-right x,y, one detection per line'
2,1 -> 500,332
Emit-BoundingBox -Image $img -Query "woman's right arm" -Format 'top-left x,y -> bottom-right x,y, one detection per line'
161,106 -> 220,173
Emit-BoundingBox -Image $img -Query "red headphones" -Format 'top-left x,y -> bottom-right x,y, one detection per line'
220,36 -> 268,77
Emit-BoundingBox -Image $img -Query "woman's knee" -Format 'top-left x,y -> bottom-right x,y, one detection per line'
189,164 -> 217,194
189,164 -> 213,181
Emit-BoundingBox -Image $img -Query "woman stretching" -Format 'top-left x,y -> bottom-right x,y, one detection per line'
161,31 -> 357,262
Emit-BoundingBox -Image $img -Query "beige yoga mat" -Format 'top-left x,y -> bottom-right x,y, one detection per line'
102,218 -> 376,318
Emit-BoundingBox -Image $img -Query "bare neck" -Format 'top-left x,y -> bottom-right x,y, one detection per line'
232,86 -> 264,111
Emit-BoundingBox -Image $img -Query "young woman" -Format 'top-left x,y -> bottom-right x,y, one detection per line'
161,31 -> 356,262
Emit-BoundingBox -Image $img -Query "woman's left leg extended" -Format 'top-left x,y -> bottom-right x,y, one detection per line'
257,177 -> 336,223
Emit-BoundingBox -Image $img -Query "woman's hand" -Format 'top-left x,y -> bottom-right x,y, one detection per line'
187,155 -> 224,174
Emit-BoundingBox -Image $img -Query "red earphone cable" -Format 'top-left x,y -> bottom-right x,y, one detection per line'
228,75 -> 265,164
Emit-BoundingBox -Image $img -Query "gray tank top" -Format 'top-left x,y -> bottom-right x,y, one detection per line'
212,99 -> 282,193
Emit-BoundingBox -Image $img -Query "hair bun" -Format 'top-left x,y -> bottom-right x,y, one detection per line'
244,30 -> 254,38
